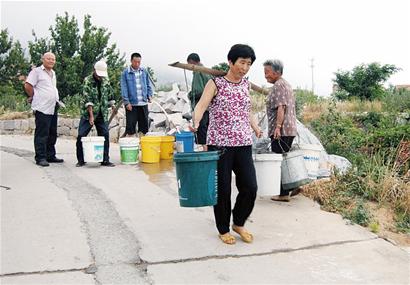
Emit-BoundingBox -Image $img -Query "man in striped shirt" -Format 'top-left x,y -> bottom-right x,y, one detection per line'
120,53 -> 153,137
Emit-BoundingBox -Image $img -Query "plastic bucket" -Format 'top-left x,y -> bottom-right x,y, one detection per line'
146,131 -> 166,136
119,137 -> 139,164
173,151 -> 219,207
254,153 -> 283,196
140,136 -> 161,163
281,150 -> 311,190
299,144 -> 322,179
81,136 -> 105,163
175,131 -> 194,153
160,136 -> 175,160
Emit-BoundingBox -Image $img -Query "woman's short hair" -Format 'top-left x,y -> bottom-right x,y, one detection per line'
227,44 -> 256,64
263,59 -> 284,75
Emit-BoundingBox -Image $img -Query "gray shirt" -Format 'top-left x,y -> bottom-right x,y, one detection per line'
26,65 -> 59,115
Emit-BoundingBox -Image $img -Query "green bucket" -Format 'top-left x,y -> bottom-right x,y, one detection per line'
119,138 -> 139,165
173,151 -> 219,207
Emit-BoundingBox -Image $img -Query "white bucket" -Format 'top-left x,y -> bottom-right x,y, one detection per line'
81,136 -> 105,163
298,144 -> 322,179
254,153 -> 283,196
119,137 -> 140,164
281,150 -> 311,190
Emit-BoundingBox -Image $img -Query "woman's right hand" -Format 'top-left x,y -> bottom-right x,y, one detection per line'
126,104 -> 132,111
188,124 -> 198,133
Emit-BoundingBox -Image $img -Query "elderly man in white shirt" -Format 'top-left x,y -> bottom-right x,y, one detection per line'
24,52 -> 64,167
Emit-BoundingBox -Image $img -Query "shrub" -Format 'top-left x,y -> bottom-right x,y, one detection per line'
344,200 -> 372,226
383,88 -> 410,112
59,93 -> 82,117
0,84 -> 30,113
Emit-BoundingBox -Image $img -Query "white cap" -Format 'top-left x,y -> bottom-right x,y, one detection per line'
94,60 -> 108,77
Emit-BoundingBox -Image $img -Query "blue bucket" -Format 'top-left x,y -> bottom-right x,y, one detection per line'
175,131 -> 194,152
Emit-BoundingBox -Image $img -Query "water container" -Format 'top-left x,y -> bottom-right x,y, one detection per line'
173,151 -> 219,207
81,136 -> 105,163
175,131 -> 194,152
298,144 -> 322,179
119,137 -> 139,164
254,153 -> 283,196
140,136 -> 161,163
281,150 -> 311,190
160,136 -> 175,160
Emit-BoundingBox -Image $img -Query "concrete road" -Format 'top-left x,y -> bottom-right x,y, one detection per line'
1,135 -> 409,284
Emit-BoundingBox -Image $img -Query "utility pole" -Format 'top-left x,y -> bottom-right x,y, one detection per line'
310,58 -> 315,94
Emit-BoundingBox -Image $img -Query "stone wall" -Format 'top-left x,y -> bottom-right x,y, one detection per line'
0,116 -> 126,143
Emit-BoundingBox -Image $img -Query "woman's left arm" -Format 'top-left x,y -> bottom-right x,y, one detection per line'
250,112 -> 262,138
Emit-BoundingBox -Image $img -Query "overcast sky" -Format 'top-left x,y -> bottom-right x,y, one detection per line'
1,0 -> 409,96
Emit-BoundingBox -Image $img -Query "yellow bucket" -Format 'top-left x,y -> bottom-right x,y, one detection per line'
160,136 -> 175,160
140,136 -> 162,163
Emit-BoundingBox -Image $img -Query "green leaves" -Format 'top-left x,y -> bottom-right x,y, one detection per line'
27,12 -> 125,100
212,62 -> 229,73
0,29 -> 30,92
333,63 -> 400,101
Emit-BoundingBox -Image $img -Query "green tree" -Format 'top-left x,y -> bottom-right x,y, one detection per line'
0,29 -> 29,88
79,14 -> 110,79
28,12 -> 125,101
105,43 -> 125,100
28,31 -> 50,66
0,29 -> 30,112
212,62 -> 229,73
333,63 -> 399,101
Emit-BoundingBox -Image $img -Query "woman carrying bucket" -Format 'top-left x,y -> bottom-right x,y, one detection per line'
192,44 -> 262,245
263,59 -> 298,201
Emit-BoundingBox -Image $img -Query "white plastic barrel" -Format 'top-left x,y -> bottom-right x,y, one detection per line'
254,153 -> 283,196
281,150 -> 311,190
299,144 -> 322,179
81,136 -> 105,163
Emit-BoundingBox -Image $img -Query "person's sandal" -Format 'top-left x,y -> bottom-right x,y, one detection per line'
218,233 -> 236,245
232,225 -> 253,243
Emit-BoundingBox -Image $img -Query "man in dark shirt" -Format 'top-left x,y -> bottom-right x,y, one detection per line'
187,53 -> 212,151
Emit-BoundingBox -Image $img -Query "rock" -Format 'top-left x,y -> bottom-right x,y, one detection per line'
165,93 -> 178,105
148,102 -> 163,113
171,100 -> 185,113
163,103 -> 174,113
70,128 -> 78,137
21,120 -> 29,131
182,103 -> 192,120
177,91 -> 190,103
72,118 -> 80,128
58,126 -> 71,136
109,126 -> 119,142
167,113 -> 184,127
149,113 -> 167,128
29,118 -> 35,129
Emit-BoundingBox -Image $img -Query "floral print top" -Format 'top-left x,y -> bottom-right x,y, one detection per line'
207,77 -> 253,146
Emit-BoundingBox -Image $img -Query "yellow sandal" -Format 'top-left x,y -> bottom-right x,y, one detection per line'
218,233 -> 236,245
232,225 -> 253,243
